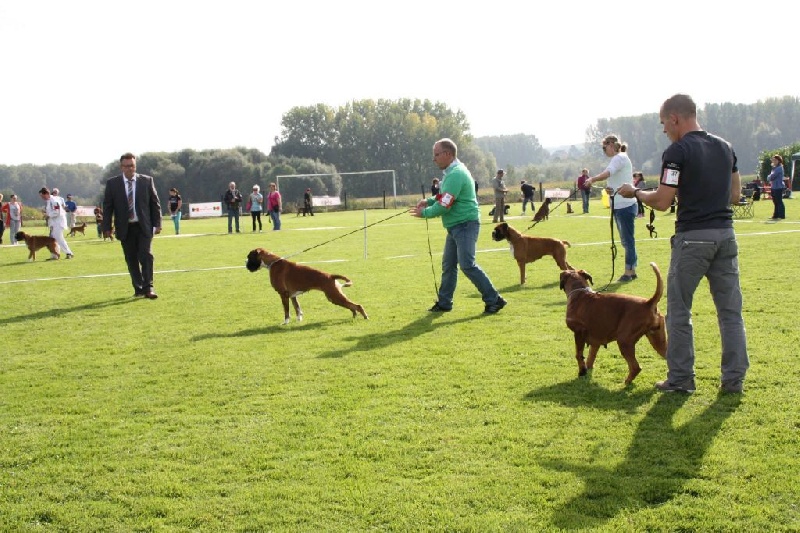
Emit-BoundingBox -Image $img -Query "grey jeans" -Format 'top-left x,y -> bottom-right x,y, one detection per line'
666,228 -> 749,389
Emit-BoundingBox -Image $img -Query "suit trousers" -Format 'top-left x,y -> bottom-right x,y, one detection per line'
121,223 -> 155,293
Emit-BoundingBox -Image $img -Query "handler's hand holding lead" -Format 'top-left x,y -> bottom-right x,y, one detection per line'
617,184 -> 635,198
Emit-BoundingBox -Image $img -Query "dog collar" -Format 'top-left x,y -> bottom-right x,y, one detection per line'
567,287 -> 593,299
264,258 -> 284,269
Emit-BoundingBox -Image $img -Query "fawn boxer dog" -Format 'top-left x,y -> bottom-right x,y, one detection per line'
246,248 -> 368,325
15,231 -> 61,261
491,222 -> 572,285
559,262 -> 667,385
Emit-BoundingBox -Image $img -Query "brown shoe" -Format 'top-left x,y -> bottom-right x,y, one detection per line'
145,291 -> 158,299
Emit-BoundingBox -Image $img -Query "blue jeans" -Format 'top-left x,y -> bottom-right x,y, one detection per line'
171,211 -> 181,234
580,188 -> 590,213
269,208 -> 281,230
613,203 -> 638,271
771,188 -> 785,218
665,228 -> 749,389
227,207 -> 240,232
437,219 -> 500,309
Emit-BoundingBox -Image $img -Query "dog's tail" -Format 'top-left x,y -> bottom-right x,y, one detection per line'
647,262 -> 664,309
333,274 -> 353,287
561,240 -> 571,248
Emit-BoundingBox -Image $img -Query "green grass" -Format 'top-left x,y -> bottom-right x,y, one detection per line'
2,198 -> 799,531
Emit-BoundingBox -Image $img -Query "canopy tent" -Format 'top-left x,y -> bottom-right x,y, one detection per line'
792,152 -> 800,191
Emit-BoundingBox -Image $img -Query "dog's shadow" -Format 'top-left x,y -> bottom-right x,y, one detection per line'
318,313 -> 479,359
191,318 -> 342,341
526,383 -> 741,528
0,297 -> 132,326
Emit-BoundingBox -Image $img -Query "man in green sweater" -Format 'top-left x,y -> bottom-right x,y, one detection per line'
411,138 -> 507,314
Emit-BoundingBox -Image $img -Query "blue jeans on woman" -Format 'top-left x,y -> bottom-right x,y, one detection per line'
269,208 -> 281,230
436,219 -> 500,309
613,203 -> 638,271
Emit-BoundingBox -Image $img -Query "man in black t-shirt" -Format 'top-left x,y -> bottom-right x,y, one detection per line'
618,94 -> 749,395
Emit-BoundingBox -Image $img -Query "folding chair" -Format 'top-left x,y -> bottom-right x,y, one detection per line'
731,188 -> 754,219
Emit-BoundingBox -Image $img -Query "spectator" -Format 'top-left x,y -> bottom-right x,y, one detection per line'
490,169 -> 508,223
767,154 -> 785,220
248,185 -> 263,231
5,194 -> 22,245
223,181 -> 243,233
93,204 -> 104,238
267,183 -> 282,230
0,193 -> 4,244
431,177 -> 440,197
303,187 -> 314,216
520,180 -> 535,215
65,194 -> 77,228
633,171 -> 646,217
576,168 -> 591,214
168,187 -> 183,234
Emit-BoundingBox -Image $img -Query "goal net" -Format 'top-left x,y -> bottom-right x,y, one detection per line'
276,170 -> 397,210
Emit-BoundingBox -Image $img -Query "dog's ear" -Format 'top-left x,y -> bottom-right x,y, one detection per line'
559,271 -> 569,290
579,270 -> 593,285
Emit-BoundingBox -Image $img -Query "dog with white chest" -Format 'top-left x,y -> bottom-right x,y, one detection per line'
246,248 -> 368,325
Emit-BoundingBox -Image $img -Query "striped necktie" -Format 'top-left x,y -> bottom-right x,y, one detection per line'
127,178 -> 135,220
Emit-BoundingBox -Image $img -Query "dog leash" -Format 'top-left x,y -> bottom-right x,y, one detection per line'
424,217 -> 441,297
594,192 -> 619,294
280,209 -> 409,262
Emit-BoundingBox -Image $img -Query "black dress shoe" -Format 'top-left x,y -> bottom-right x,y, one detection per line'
145,291 -> 158,299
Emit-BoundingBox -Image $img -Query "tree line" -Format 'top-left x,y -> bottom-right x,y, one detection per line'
2,96 -> 797,210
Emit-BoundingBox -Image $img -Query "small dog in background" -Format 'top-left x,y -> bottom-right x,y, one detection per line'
566,202 -> 574,214
246,248 -> 368,325
103,226 -> 115,241
532,197 -> 552,222
15,231 -> 60,261
69,222 -> 87,237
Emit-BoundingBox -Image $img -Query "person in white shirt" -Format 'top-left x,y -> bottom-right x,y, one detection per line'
39,187 -> 73,259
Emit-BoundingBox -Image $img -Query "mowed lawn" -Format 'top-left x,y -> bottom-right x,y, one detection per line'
1,198 -> 798,531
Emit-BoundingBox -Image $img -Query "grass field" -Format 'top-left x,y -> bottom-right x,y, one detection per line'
2,197 -> 799,531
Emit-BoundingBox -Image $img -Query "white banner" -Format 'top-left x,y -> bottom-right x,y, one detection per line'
312,195 -> 341,207
76,206 -> 96,217
545,188 -> 571,199
189,202 -> 224,218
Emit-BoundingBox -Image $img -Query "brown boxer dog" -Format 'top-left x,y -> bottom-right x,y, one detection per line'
68,222 -> 87,237
15,231 -> 61,261
491,222 -> 573,285
246,248 -> 368,325
559,262 -> 667,385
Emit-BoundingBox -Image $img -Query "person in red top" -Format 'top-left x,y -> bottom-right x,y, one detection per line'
576,168 -> 590,214
266,182 -> 282,230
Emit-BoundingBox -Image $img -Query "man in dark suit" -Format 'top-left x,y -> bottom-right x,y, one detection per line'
102,152 -> 163,299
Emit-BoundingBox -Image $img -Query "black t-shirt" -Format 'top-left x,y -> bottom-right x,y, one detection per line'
169,194 -> 181,213
520,183 -> 535,198
661,130 -> 736,233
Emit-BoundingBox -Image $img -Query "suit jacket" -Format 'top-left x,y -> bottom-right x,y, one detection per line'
102,173 -> 162,241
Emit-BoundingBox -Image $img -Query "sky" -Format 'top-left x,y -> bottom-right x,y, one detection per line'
1,0 -> 796,167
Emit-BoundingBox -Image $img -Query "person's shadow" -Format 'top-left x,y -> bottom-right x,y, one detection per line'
526,382 -> 741,529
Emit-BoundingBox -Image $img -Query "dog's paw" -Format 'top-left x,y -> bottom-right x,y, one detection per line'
297,313 -> 304,322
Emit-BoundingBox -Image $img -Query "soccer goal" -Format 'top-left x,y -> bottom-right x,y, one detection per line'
276,170 -> 397,210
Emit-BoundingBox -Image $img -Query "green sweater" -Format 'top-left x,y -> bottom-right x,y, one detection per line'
421,160 -> 479,228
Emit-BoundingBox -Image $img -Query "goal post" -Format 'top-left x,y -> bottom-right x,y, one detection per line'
276,170 -> 397,210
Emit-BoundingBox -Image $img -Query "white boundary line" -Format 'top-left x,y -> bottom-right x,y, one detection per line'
3,227 -> 799,286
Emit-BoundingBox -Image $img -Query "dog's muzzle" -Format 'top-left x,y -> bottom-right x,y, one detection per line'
491,229 -> 504,242
245,251 -> 262,272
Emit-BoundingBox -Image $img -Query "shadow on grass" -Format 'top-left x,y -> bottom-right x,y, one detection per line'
0,297 -> 133,325
524,376 -> 656,413
317,312 -> 481,359
527,387 -> 741,529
